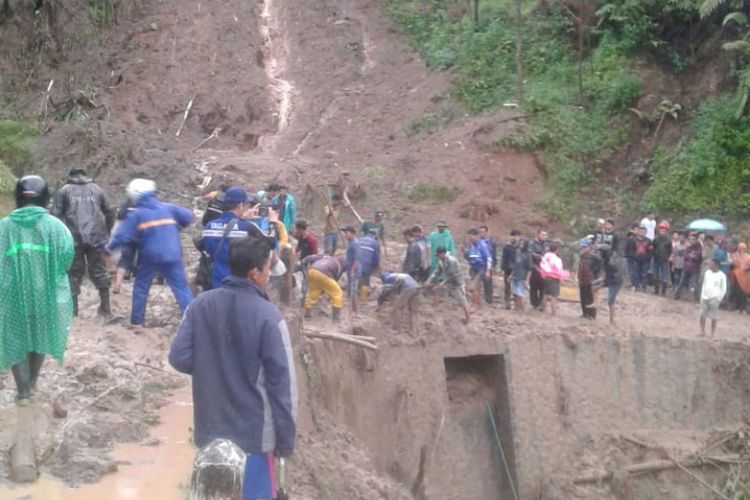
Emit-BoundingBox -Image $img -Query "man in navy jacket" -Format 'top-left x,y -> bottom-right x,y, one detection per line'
169,236 -> 297,497
104,179 -> 193,326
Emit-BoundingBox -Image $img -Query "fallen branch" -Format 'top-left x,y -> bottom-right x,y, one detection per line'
40,79 -> 54,123
573,455 -> 743,485
303,330 -> 377,350
669,455 -> 729,500
176,96 -> 195,137
134,361 -> 171,373
192,127 -> 221,152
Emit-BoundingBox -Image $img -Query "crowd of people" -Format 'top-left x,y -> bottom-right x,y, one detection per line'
2,169 -> 749,499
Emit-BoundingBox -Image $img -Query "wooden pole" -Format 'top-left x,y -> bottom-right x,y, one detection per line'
573,455 -> 743,485
10,406 -> 37,483
303,330 -> 377,350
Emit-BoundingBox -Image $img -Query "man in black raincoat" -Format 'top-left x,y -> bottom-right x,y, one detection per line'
52,168 -> 115,316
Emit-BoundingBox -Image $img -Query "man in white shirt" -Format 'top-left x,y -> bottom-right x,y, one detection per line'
700,258 -> 727,337
640,212 -> 656,241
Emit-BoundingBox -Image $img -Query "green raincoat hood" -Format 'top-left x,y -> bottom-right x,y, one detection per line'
8,205 -> 47,227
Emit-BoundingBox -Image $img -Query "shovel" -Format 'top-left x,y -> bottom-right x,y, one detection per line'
277,457 -> 289,500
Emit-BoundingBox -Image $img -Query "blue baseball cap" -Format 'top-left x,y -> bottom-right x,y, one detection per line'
224,187 -> 249,204
579,239 -> 592,248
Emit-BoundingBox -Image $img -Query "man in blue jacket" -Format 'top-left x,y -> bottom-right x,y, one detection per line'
356,229 -> 381,302
169,236 -> 297,500
464,228 -> 492,309
104,179 -> 193,327
199,187 -> 276,290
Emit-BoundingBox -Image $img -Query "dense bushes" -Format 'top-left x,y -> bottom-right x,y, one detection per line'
387,0 -> 640,198
645,96 -> 750,214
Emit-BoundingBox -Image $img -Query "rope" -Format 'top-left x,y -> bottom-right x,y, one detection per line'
486,400 -> 519,500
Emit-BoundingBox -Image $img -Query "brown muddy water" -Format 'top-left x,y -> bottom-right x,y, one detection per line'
0,385 -> 195,500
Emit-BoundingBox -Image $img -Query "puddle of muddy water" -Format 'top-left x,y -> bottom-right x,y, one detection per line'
0,384 -> 195,500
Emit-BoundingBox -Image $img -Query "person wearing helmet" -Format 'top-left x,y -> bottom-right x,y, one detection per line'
0,175 -> 74,405
104,179 -> 194,328
52,167 -> 116,316
652,222 -> 673,296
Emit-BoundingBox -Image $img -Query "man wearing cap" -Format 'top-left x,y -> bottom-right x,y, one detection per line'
51,167 -> 116,316
199,187 -> 269,290
169,236 -> 297,499
268,183 -> 296,234
578,239 -> 603,319
429,221 -> 456,272
362,210 -> 388,258
104,179 -> 194,327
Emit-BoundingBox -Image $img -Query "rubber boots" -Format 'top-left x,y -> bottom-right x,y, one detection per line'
332,307 -> 341,322
98,288 -> 111,316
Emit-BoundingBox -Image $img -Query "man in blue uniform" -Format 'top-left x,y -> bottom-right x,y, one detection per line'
104,179 -> 194,327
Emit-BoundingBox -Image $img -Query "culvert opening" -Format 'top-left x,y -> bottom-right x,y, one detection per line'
443,354 -> 517,499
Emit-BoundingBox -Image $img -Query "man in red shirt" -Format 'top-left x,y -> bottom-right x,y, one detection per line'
293,220 -> 318,259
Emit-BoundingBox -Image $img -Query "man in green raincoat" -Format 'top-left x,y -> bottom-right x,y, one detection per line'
0,175 -> 74,405
428,220 -> 456,273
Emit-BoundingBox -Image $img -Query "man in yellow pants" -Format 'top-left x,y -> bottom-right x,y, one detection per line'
301,254 -> 348,321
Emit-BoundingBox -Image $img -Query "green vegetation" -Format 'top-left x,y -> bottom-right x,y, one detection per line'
87,0 -> 118,28
0,160 -> 16,217
406,107 -> 457,136
0,120 -> 39,176
386,0 -> 641,208
645,95 -> 750,213
406,182 -> 458,203
387,0 -> 750,219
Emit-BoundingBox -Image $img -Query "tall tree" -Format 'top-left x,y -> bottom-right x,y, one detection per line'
515,0 -> 524,104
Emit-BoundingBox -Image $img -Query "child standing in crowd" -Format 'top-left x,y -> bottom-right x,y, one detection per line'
700,258 -> 727,337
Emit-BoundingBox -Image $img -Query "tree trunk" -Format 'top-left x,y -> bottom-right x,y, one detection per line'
473,0 -> 479,30
514,0 -> 524,104
577,20 -> 584,105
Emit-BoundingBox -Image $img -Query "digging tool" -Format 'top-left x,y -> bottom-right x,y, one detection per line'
486,401 -> 519,500
277,457 -> 289,500
318,186 -> 343,248
342,188 -> 364,224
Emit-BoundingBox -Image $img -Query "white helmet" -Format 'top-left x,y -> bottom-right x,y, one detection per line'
126,178 -> 156,202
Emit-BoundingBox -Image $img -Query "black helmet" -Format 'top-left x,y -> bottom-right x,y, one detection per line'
15,175 -> 49,208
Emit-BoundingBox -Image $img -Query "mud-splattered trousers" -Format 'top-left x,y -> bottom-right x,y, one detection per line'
69,243 -> 111,295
